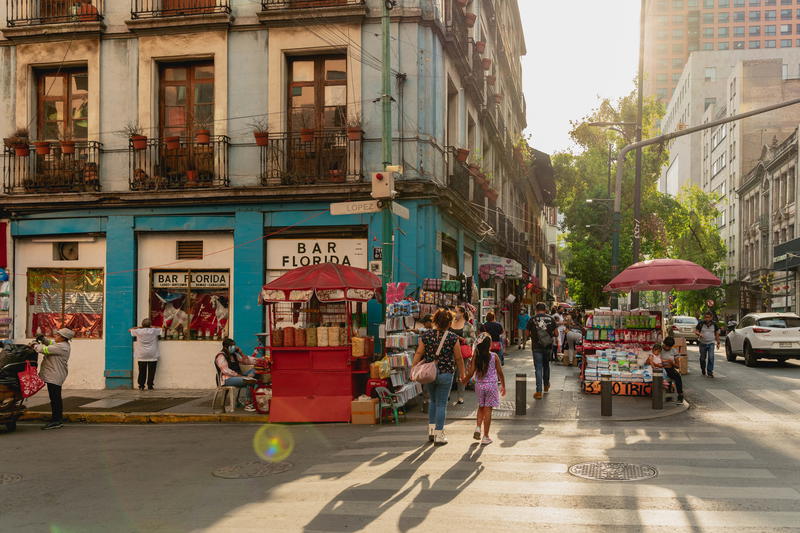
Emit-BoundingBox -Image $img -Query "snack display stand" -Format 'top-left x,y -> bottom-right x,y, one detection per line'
259,264 -> 380,423
581,309 -> 668,396
479,288 -> 496,323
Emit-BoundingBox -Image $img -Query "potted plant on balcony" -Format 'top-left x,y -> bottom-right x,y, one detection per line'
122,121 -> 147,150
486,74 -> 496,86
456,0 -> 468,7
194,115 -> 212,145
464,12 -> 477,27
494,92 -> 503,104
186,162 -> 199,187
33,140 -> 51,156
8,129 -> 30,157
327,168 -> 345,183
475,40 -> 486,54
455,147 -> 470,163
59,131 -> 76,155
164,134 -> 181,150
481,57 -> 492,70
466,151 -> 482,174
298,111 -> 315,143
250,117 -> 269,147
346,112 -> 363,141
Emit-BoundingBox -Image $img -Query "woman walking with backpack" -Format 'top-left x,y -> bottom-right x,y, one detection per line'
412,308 -> 465,446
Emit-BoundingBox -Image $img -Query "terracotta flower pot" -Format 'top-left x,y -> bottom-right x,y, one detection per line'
60,140 -> 76,154
194,129 -> 210,145
77,2 -> 98,21
13,143 -> 30,157
253,131 -> 269,146
186,169 -> 198,184
456,0 -> 468,7
33,141 -> 51,156
482,57 -> 492,70
487,189 -> 498,202
346,127 -> 363,141
456,148 -> 470,163
494,93 -> 503,104
164,136 -> 181,150
475,40 -> 486,54
486,75 -> 496,85
130,135 -> 148,150
464,12 -> 477,27
300,128 -> 314,143
328,169 -> 345,183
468,163 -> 480,175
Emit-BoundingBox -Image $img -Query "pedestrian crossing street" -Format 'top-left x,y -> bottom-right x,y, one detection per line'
207,421 -> 800,532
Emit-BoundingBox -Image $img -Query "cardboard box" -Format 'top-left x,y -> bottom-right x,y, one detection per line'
676,355 -> 689,375
673,336 -> 687,346
351,398 -> 379,424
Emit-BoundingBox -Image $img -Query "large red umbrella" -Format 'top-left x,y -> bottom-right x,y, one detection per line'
603,259 -> 721,292
259,263 -> 381,303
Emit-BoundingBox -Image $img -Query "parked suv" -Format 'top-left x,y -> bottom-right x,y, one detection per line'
667,316 -> 699,344
725,313 -> 800,367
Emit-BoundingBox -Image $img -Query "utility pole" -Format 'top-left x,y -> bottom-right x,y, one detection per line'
631,0 -> 646,310
381,0 -> 394,317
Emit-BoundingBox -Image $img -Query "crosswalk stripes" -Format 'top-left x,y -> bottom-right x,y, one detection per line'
752,389 -> 800,414
705,389 -> 780,421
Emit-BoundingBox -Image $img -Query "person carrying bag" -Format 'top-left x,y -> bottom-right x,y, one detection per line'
412,309 -> 465,446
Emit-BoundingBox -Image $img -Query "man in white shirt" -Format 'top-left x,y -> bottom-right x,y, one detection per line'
130,318 -> 163,391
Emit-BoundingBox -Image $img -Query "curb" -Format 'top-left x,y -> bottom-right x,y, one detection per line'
407,401 -> 691,423
20,411 -> 270,424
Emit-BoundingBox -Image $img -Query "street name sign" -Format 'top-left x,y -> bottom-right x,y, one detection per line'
391,202 -> 410,219
330,200 -> 381,216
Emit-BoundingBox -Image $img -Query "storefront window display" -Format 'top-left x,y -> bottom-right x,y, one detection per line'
26,268 -> 104,338
149,269 -> 230,340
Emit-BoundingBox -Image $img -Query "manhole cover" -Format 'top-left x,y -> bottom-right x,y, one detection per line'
0,473 -> 22,485
212,461 -> 293,479
568,462 -> 657,482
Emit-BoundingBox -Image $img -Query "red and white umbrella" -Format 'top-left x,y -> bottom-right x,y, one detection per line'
603,259 -> 721,293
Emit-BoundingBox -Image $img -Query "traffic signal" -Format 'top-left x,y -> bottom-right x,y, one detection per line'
370,171 -> 397,199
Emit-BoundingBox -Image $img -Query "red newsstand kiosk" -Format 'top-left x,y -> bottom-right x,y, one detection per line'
259,263 -> 380,423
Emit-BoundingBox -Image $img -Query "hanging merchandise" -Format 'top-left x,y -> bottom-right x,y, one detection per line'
419,278 -> 462,317
379,292 -> 423,411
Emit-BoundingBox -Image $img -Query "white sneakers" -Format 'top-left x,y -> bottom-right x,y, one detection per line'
433,429 -> 448,446
480,436 -> 493,445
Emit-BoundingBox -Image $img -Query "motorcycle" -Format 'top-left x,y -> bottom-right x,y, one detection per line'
0,344 -> 38,433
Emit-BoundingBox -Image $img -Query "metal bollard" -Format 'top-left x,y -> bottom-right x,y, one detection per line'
652,369 -> 664,410
600,373 -> 612,417
515,373 -> 527,415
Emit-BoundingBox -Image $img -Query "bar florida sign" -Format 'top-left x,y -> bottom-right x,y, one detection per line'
267,238 -> 368,270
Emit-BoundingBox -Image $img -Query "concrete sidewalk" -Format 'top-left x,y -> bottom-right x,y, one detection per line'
406,346 -> 688,422
20,387 -> 269,424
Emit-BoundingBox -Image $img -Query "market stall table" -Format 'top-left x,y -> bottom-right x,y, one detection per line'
259,263 -> 379,423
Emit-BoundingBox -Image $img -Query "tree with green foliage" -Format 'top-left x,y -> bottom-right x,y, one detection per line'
555,88 -> 727,313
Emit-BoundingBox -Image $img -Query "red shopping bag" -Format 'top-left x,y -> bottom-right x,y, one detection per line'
17,361 -> 45,398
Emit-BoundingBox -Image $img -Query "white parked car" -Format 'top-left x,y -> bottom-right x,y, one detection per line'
725,313 -> 800,366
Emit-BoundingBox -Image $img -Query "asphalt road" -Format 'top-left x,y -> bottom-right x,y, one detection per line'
1,344 -> 798,532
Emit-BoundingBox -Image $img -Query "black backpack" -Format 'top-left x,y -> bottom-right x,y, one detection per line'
530,316 -> 553,348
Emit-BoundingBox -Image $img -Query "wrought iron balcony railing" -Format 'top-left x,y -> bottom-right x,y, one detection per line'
6,0 -> 103,26
261,0 -> 364,9
259,129 -> 362,186
447,154 -> 471,203
445,0 -> 469,59
128,136 -> 229,191
130,0 -> 230,19
2,141 -> 102,194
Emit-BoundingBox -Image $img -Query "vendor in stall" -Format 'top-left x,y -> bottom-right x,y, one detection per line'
214,338 -> 256,411
645,340 -> 684,404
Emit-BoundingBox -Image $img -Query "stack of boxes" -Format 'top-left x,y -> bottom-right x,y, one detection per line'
673,336 -> 689,374
584,349 -> 652,383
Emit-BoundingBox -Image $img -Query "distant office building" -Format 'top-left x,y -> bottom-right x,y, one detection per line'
645,0 -> 800,101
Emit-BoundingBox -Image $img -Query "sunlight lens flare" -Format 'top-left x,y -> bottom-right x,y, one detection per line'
253,424 -> 294,462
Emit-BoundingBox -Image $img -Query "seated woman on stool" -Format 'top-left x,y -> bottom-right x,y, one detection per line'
214,338 -> 257,411
646,339 -> 684,404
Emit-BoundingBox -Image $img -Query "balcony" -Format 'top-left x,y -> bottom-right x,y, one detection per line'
2,141 -> 102,194
4,0 -> 104,40
127,0 -> 232,31
128,136 -> 229,191
258,0 -> 366,26
259,129 -> 362,187
444,0 -> 470,65
447,155 -> 471,203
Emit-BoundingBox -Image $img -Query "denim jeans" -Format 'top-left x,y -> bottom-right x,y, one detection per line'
699,343 -> 715,374
426,372 -> 454,430
532,350 -> 550,393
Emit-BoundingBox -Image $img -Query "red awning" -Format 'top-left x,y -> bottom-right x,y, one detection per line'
259,263 -> 381,303
604,259 -> 721,293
